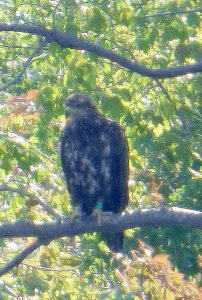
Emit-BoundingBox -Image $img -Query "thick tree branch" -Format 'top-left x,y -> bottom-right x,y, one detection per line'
0,207 -> 201,277
0,207 -> 201,240
0,238 -> 51,277
0,23 -> 201,79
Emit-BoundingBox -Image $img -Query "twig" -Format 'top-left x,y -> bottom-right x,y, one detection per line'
0,280 -> 17,297
0,44 -> 36,49
0,41 -> 47,92
155,79 -> 190,137
0,23 -> 201,79
136,0 -> 150,12
0,238 -> 51,277
0,131 -> 54,164
144,7 -> 202,18
0,256 -> 81,272
0,184 -> 63,221
52,0 -> 62,30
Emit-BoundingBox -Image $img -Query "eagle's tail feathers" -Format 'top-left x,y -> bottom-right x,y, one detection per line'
104,231 -> 124,252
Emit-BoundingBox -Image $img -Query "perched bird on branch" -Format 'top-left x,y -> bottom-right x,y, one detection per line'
60,94 -> 129,252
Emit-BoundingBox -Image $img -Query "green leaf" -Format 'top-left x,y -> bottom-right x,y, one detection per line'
86,7 -> 109,33
100,96 -> 126,119
162,25 -> 180,42
187,13 -> 201,27
119,7 -> 133,25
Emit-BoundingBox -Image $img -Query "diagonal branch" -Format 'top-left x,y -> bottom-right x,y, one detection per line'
0,184 -> 63,221
0,280 -> 17,297
0,23 -> 201,79
0,238 -> 51,277
154,79 -> 190,137
0,207 -> 201,240
0,131 -> 54,164
0,40 -> 47,92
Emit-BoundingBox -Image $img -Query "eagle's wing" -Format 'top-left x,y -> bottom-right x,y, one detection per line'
105,121 -> 129,212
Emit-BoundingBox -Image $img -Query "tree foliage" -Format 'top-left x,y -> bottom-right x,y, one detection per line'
0,0 -> 202,298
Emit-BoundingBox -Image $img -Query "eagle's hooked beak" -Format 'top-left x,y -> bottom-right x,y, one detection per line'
65,108 -> 70,119
65,106 -> 80,118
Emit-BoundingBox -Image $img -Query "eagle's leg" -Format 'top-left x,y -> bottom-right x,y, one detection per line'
92,202 -> 102,226
92,202 -> 113,226
71,205 -> 82,222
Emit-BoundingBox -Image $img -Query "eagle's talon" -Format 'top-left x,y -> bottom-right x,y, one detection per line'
92,208 -> 102,226
71,206 -> 82,222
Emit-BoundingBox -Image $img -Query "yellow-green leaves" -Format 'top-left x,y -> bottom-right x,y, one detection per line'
86,7 -> 109,33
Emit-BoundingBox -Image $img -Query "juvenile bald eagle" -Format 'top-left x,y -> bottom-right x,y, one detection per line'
60,94 -> 129,252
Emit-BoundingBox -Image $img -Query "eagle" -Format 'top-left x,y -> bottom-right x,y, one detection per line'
60,94 -> 129,252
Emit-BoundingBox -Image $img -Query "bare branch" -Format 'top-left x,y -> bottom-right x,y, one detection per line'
144,7 -> 202,18
0,131 -> 55,164
0,23 -> 201,79
136,0 -> 150,11
0,44 -> 36,49
0,251 -> 81,277
0,280 -> 16,297
0,238 -> 51,277
0,207 -> 201,240
0,184 -> 63,221
0,41 -> 47,92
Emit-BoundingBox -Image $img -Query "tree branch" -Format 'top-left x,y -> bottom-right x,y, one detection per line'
0,207 -> 201,276
0,238 -> 51,277
52,0 -> 62,30
0,280 -> 16,297
0,23 -> 201,79
144,7 -> 202,18
0,131 -> 55,164
154,79 -> 190,137
0,207 -> 201,240
0,40 -> 47,92
0,184 -> 63,221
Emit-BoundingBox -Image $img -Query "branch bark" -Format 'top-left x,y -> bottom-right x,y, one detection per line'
0,23 -> 202,79
0,207 -> 201,240
0,207 -> 201,277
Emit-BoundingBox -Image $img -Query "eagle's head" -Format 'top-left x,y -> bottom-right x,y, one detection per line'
65,94 -> 97,118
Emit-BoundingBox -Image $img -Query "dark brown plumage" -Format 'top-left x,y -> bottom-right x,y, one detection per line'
60,94 -> 129,252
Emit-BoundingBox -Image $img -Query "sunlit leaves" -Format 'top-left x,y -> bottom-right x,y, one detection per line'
113,249 -> 202,299
86,7 -> 109,33
175,42 -> 202,63
100,95 -> 127,119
